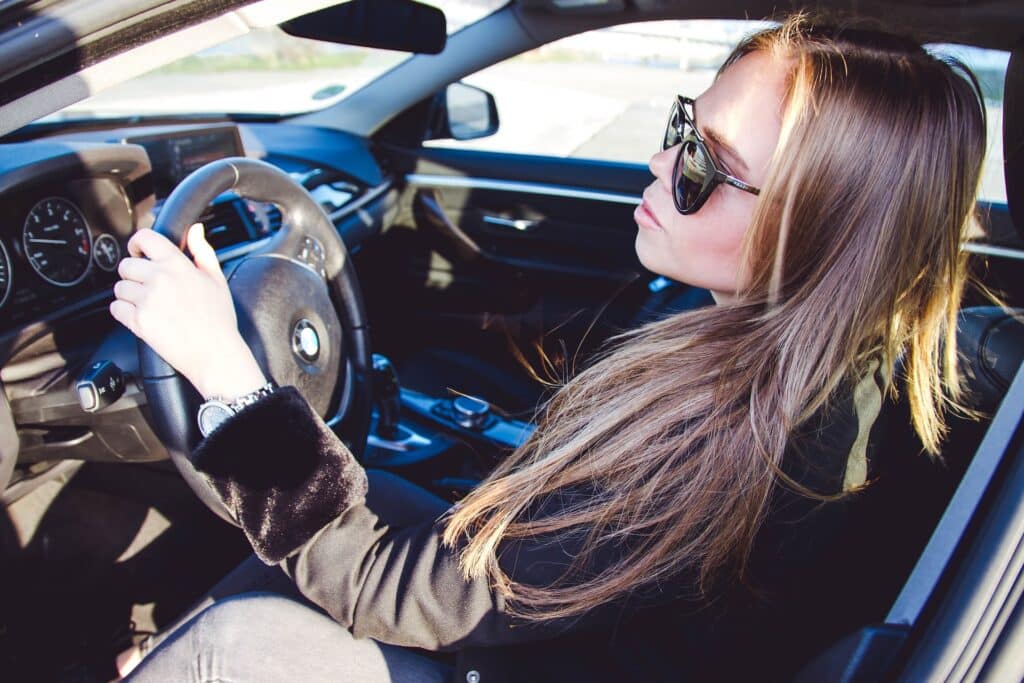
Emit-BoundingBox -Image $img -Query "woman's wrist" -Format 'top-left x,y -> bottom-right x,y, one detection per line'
195,341 -> 268,402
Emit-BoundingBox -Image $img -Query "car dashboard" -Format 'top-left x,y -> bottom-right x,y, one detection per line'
0,121 -> 397,483
0,121 -> 394,340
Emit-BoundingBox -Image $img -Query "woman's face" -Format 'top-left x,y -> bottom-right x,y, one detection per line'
634,51 -> 788,302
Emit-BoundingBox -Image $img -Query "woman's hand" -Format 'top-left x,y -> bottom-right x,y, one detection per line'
110,224 -> 268,402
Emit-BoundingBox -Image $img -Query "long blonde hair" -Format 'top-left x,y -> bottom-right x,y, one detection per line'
442,16 -> 987,620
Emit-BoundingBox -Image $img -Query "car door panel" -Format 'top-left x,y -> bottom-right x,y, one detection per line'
360,146 -> 660,399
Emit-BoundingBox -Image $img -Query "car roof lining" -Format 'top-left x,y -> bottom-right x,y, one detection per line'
518,0 -> 1024,51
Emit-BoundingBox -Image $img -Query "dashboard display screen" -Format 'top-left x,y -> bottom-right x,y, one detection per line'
126,126 -> 244,198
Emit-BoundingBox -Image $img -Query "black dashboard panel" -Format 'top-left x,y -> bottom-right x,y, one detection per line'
125,124 -> 245,199
242,123 -> 385,187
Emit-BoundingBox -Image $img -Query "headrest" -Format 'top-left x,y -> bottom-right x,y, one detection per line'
958,306 -> 1024,411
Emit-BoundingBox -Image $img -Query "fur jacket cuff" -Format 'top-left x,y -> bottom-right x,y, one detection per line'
190,385 -> 368,564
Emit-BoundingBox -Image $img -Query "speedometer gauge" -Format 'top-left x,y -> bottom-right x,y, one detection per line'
0,240 -> 11,310
23,197 -> 93,287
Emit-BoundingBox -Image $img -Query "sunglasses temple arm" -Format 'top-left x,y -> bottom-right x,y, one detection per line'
719,171 -> 761,196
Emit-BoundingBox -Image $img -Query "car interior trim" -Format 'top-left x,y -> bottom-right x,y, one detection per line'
962,242 -> 1024,261
0,239 -> 11,310
897,390 -> 1024,681
405,173 -> 642,205
409,174 -> 1024,258
327,178 -> 393,223
0,458 -> 83,507
886,358 -> 1024,628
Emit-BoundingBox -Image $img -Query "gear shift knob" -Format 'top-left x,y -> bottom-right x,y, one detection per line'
371,354 -> 401,439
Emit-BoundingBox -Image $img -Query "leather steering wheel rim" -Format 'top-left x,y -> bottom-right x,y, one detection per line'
138,157 -> 373,524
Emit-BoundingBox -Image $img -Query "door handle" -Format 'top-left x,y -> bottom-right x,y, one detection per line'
482,215 -> 540,232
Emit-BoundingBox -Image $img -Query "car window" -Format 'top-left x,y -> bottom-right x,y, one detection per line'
44,0 -> 507,121
429,21 -> 1010,204
927,44 -> 1010,205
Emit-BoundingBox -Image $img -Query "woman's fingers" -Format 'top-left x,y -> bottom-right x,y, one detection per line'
108,299 -> 138,333
127,228 -> 182,261
113,279 -> 145,304
117,256 -> 155,283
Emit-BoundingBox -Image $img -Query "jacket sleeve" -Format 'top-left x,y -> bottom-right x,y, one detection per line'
189,385 -> 637,651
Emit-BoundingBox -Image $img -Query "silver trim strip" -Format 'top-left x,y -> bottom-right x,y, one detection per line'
406,173 -> 641,205
962,242 -> 1024,261
366,424 -> 433,452
483,215 -> 538,231
328,179 -> 394,222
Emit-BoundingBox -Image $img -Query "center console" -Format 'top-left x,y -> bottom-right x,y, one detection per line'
359,354 -> 533,499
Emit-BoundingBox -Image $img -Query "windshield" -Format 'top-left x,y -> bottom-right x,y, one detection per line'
43,0 -> 506,122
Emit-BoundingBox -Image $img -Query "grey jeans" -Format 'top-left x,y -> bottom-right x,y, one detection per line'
125,470 -> 454,683
124,591 -> 452,682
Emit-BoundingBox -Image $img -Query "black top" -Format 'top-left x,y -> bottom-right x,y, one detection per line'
188,362 -> 886,682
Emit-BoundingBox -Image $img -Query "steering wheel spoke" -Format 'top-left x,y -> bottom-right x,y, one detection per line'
245,224 -> 329,281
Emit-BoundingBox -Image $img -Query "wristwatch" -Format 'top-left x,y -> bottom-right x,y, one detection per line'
197,381 -> 277,438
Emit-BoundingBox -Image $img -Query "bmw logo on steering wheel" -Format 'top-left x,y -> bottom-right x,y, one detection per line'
291,319 -> 321,364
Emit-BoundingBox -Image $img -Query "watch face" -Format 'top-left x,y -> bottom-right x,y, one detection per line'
198,401 -> 234,437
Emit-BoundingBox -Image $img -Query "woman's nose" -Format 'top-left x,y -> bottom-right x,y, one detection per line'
649,146 -> 676,188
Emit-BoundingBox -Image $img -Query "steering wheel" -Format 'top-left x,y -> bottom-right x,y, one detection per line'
138,157 -> 373,524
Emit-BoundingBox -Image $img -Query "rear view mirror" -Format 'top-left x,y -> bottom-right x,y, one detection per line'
280,0 -> 447,55
426,82 -> 500,141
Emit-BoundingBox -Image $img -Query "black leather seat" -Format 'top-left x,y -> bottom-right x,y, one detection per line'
797,44 -> 1024,678
870,307 -> 1022,602
792,307 -> 1024,681
958,306 -> 1024,411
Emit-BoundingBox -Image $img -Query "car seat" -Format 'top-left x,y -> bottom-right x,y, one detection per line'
793,42 -> 1024,680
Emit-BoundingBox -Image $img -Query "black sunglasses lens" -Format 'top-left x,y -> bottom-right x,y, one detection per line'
675,139 -> 710,211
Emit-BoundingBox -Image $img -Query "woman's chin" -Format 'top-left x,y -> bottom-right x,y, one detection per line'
634,230 -> 665,275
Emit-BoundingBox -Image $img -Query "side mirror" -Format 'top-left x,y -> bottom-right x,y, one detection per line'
425,82 -> 499,141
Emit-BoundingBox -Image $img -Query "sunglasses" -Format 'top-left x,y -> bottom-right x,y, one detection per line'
663,96 -> 761,215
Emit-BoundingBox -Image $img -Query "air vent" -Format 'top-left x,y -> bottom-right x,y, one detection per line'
240,201 -> 283,237
199,200 -> 252,250
265,205 -> 283,233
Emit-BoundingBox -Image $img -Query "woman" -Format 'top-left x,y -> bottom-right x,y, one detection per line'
114,16 -> 986,682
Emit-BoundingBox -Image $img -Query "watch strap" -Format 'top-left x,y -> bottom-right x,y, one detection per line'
198,381 -> 278,438
226,381 -> 278,412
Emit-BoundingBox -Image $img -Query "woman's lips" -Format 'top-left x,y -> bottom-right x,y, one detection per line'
634,197 -> 664,231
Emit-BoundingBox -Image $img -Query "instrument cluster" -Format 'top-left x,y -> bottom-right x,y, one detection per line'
0,176 -> 133,329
